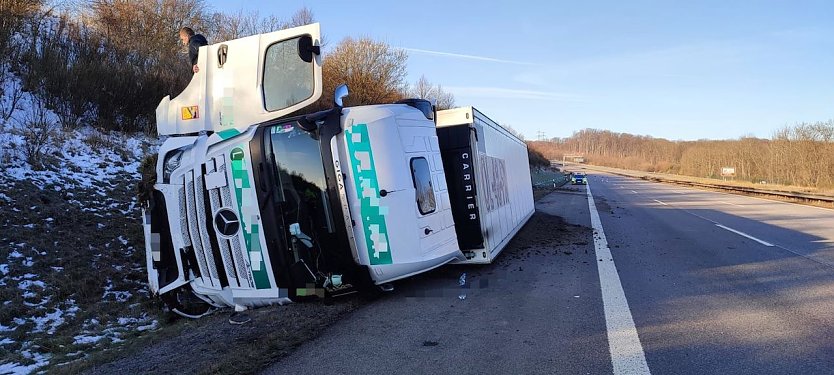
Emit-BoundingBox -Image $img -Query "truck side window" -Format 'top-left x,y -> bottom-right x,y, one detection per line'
410,157 -> 436,215
263,36 -> 315,112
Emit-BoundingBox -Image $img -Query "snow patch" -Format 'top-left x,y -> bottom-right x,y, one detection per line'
136,320 -> 158,332
0,350 -> 51,375
23,297 -> 50,308
102,289 -> 132,303
116,317 -> 140,326
73,334 -> 106,345
32,308 -> 67,334
0,80 -> 156,194
29,299 -> 79,335
17,279 -> 45,290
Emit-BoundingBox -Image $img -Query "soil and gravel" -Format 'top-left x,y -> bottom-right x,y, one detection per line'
79,299 -> 363,375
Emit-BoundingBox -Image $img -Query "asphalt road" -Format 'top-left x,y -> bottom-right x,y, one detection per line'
264,172 -> 834,375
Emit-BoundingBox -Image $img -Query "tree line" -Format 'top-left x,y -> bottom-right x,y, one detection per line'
0,0 -> 455,134
528,121 -> 834,189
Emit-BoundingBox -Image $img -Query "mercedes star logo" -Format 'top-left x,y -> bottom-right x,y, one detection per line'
214,208 -> 240,237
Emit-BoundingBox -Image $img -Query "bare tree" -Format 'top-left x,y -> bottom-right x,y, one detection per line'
529,121 -> 834,189
289,6 -> 314,28
0,0 -> 43,56
210,6 -> 317,42
0,0 -> 45,123
17,95 -> 58,170
0,68 -> 25,125
321,36 -> 408,107
408,75 -> 455,110
411,75 -> 433,99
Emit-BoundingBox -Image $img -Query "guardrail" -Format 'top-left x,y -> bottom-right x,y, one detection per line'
533,177 -> 568,188
573,164 -> 834,205
531,170 -> 568,188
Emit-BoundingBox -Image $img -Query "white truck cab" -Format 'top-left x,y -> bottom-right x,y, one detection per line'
144,24 -> 463,316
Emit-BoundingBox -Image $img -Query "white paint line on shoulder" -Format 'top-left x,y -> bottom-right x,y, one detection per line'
587,183 -> 652,375
719,201 -> 742,207
636,182 -> 834,268
715,224 -> 774,247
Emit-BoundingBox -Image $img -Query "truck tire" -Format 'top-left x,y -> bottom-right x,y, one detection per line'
161,286 -> 213,319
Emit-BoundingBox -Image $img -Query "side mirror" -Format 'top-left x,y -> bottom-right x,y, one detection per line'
395,98 -> 433,120
334,84 -> 349,107
297,35 -> 320,63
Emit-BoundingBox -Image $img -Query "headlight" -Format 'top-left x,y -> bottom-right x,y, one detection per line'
162,149 -> 185,183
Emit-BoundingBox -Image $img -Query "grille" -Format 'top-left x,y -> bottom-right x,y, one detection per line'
183,175 -> 216,287
177,156 -> 253,290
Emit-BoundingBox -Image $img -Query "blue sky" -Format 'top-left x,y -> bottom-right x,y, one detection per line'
209,0 -> 834,141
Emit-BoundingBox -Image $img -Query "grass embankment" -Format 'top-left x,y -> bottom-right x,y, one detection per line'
0,127 -> 166,373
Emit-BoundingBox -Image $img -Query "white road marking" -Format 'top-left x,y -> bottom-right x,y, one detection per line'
586,183 -> 651,375
604,172 -> 834,268
648,197 -> 774,247
719,201 -> 742,207
715,224 -> 775,247
631,190 -> 638,194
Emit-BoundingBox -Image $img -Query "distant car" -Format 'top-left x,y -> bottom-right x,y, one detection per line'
571,173 -> 587,185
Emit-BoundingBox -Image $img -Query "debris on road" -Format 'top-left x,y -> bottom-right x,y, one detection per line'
458,273 -> 467,300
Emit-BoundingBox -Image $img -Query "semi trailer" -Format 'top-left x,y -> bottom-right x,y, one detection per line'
143,23 -> 533,316
436,107 -> 534,264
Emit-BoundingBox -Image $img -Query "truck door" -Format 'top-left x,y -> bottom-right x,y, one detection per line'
156,23 -> 324,136
399,125 -> 457,257
339,108 -> 459,276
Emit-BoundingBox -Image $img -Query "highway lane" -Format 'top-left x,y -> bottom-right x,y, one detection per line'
604,175 -> 834,265
264,187 -> 611,375
263,172 -> 834,374
581,172 -> 834,374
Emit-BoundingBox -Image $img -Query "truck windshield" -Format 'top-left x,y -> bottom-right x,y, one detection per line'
266,123 -> 335,237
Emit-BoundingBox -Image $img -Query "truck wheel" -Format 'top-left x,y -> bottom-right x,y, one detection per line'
161,286 -> 213,319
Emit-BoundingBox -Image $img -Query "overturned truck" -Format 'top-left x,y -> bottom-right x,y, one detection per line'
143,23 -> 533,317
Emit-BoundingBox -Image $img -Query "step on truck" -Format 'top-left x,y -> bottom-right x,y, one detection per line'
143,23 -> 533,317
